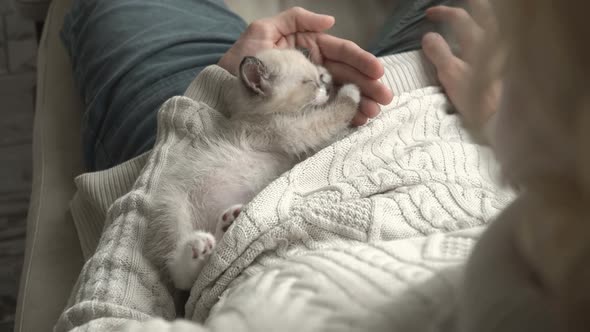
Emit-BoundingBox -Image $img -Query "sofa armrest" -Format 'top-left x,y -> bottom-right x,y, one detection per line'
14,0 -> 86,331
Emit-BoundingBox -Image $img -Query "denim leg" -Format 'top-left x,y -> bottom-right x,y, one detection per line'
61,0 -> 247,171
369,0 -> 459,57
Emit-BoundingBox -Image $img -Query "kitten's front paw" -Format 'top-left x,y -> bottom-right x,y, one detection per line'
170,231 -> 216,289
338,84 -> 361,104
215,204 -> 243,238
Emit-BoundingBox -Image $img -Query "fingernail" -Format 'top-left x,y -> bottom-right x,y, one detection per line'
429,32 -> 442,39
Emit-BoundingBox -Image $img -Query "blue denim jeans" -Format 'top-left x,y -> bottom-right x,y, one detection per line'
61,0 -> 455,171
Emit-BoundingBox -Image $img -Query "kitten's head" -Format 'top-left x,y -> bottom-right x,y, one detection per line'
236,49 -> 332,114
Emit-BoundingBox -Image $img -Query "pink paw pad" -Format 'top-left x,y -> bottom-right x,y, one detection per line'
190,236 -> 214,259
219,204 -> 243,233
222,207 -> 241,222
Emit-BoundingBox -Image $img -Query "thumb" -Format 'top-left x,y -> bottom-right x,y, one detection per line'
422,32 -> 471,115
271,7 -> 335,35
422,32 -> 468,90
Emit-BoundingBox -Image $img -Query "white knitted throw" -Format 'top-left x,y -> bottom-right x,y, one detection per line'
56,51 -> 513,332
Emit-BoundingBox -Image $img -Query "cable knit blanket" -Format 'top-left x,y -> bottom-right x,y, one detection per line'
56,51 -> 513,331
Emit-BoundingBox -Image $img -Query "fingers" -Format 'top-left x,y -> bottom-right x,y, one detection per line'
297,33 -> 385,82
289,32 -> 325,64
324,60 -> 393,106
422,32 -> 457,72
352,112 -> 368,127
317,34 -> 384,80
359,98 -> 381,118
351,99 -> 382,126
424,3 -> 500,122
327,60 -> 389,126
422,32 -> 470,114
256,8 -> 384,82
264,7 -> 335,39
426,6 -> 483,59
422,32 -> 468,88
296,32 -> 390,123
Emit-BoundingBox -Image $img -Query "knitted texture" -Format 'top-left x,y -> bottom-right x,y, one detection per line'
56,51 -> 513,332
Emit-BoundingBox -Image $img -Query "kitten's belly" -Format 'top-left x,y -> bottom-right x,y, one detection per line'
195,141 -> 292,226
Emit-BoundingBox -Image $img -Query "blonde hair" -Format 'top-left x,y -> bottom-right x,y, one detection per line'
467,1 -> 590,329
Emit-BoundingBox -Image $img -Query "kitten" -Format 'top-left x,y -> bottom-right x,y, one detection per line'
145,49 -> 361,290
459,1 -> 590,331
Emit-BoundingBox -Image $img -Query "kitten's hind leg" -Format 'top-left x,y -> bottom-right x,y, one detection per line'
215,204 -> 243,238
169,231 -> 215,290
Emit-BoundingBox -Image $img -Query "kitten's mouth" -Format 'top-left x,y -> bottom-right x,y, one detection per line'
312,87 -> 330,105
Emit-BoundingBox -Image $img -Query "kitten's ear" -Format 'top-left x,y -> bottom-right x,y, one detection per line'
239,56 -> 269,96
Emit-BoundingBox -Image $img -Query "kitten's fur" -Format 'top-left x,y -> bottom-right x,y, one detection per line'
459,1 -> 590,331
145,49 -> 361,290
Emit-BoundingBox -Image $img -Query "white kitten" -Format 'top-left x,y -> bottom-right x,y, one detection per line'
145,49 -> 361,290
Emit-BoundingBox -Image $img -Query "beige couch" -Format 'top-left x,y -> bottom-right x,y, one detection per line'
13,0 -> 85,331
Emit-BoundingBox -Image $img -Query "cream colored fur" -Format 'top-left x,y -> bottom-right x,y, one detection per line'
144,49 -> 360,290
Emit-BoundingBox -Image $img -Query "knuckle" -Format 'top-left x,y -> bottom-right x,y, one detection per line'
289,6 -> 305,15
340,40 -> 358,53
450,7 -> 470,22
247,20 -> 267,34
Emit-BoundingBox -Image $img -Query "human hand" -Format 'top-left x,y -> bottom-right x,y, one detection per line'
422,0 -> 501,127
218,7 -> 393,126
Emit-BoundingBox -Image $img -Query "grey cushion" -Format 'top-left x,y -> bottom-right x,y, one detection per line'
14,0 -> 85,331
